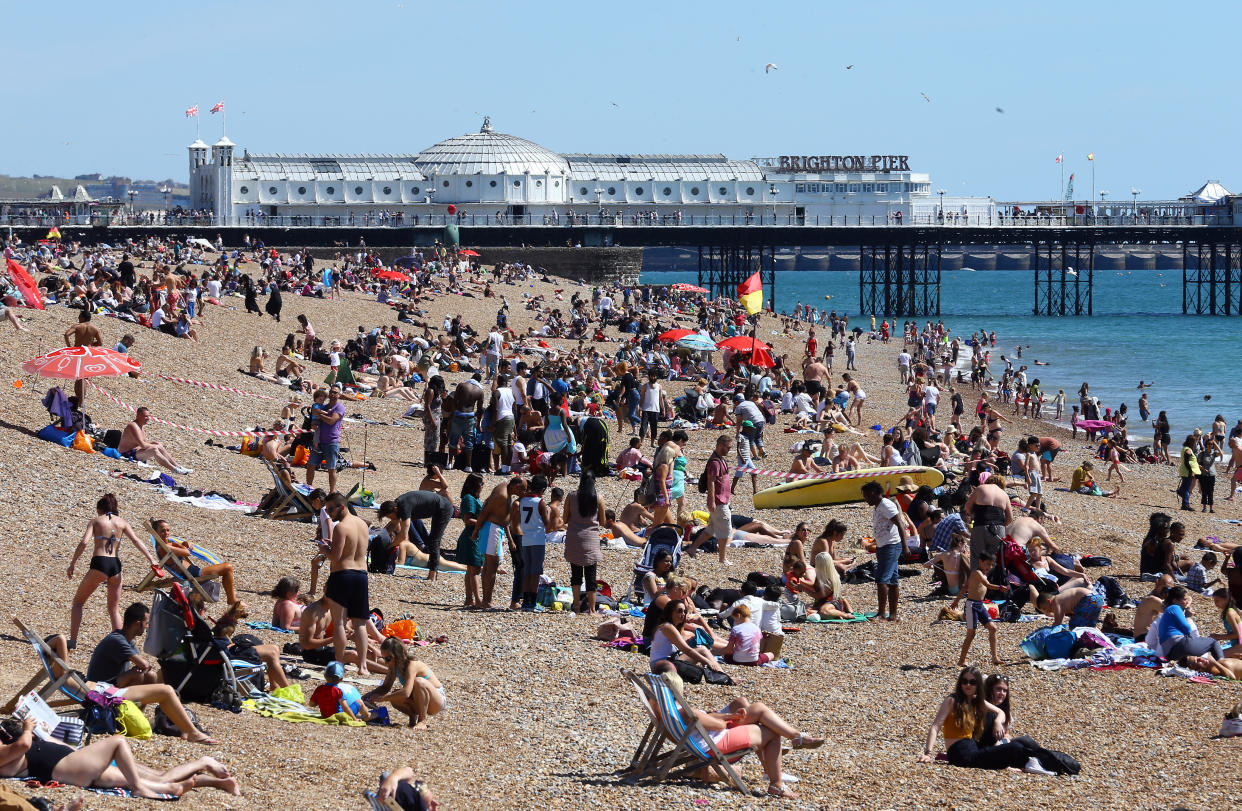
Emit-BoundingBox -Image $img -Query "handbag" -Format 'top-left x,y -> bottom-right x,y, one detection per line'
702,668 -> 735,686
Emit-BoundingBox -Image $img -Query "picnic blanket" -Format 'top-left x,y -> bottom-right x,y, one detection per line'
240,684 -> 364,726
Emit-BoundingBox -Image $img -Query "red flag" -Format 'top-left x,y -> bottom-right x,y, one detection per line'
737,272 -> 763,315
210,101 -> 224,114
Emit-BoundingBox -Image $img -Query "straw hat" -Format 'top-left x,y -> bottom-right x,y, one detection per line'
895,475 -> 919,493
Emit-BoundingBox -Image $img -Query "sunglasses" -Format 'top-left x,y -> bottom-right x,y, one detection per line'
961,678 -> 977,685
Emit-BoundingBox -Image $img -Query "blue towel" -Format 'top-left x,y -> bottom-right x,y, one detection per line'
247,620 -> 297,634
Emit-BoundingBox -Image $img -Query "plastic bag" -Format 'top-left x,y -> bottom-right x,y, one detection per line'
71,430 -> 95,454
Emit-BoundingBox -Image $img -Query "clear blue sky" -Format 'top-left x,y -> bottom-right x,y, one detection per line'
3,0 -> 1237,200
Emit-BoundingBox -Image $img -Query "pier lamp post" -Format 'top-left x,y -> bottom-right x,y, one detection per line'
1131,188 -> 1140,219
159,186 -> 170,224
937,189 -> 946,224
594,187 -> 604,223
768,183 -> 779,224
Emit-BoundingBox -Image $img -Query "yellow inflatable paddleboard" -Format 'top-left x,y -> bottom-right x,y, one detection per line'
752,466 -> 944,509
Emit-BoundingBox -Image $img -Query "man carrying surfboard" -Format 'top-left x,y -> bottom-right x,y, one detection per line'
861,481 -> 909,622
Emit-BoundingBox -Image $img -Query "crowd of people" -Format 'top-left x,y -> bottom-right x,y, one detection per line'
1,229 -> 1240,806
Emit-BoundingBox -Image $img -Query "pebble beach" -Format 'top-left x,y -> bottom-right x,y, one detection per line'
0,254 -> 1238,810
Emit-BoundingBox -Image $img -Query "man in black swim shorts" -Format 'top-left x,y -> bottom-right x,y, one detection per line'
322,493 -> 375,675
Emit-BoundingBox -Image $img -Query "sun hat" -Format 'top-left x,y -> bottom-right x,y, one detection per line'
895,475 -> 919,493
325,661 -> 345,680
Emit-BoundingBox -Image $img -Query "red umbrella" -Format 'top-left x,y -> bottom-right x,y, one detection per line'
716,335 -> 771,353
658,328 -> 696,342
22,346 -> 140,379
374,270 -> 412,282
458,249 -> 480,257
670,283 -> 708,293
748,346 -> 776,368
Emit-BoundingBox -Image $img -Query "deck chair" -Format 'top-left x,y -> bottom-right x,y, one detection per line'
2,617 -> 91,714
133,520 -> 221,603
626,524 -> 684,602
145,586 -> 265,704
628,669 -> 756,795
257,458 -> 316,522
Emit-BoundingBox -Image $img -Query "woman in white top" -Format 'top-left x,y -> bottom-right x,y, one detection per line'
648,599 -> 724,674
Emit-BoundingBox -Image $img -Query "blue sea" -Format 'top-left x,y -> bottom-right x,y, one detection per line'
640,268 -> 1236,439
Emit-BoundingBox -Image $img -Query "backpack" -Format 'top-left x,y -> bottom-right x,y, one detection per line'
1036,748 -> 1082,776
1096,575 -> 1130,608
697,453 -> 719,495
1042,627 -> 1076,660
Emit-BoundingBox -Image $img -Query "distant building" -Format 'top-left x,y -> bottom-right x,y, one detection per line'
188,117 -> 995,226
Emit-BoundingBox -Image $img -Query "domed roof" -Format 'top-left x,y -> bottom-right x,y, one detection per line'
414,117 -> 569,177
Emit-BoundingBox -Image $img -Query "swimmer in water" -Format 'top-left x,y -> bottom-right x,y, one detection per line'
1033,360 -> 1049,366
1137,381 -> 1154,389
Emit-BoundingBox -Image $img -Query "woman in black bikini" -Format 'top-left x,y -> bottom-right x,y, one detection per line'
0,716 -> 239,798
67,494 -> 163,650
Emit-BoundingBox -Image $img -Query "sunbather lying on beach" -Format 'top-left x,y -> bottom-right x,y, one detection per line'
0,717 -> 239,798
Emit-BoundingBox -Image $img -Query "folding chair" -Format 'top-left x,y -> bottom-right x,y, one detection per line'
2,617 -> 91,714
257,458 -> 316,522
620,668 -> 674,780
134,520 -> 221,603
639,670 -> 756,795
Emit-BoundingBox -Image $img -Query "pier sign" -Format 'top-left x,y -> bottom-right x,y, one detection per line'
778,155 -> 910,172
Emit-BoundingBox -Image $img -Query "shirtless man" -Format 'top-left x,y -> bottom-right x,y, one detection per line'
321,492 -> 373,675
118,407 -> 190,474
802,358 -> 830,399
447,374 -> 485,471
1133,575 -> 1175,639
963,476 -> 1012,573
617,499 -> 654,530
297,596 -> 386,675
472,477 -> 524,610
1007,514 -> 1063,556
790,445 -> 825,477
1031,585 -> 1103,629
64,309 -> 103,401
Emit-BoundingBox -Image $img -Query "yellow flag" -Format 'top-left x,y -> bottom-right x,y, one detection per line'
1087,153 -> 1094,161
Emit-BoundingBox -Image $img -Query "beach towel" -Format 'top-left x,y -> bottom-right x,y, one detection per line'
806,612 -> 877,624
8,777 -> 176,800
241,687 -> 364,726
247,621 -> 296,634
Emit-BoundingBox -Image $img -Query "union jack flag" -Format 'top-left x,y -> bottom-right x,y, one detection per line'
210,101 -> 224,114
185,105 -> 199,117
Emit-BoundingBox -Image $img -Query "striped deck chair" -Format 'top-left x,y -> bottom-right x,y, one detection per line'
134,520 -> 222,603
642,670 -> 755,794
257,458 -> 316,522
2,617 -> 91,715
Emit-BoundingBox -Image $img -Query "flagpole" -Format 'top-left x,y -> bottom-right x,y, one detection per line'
222,101 -> 227,138
1091,159 -> 1096,210
1060,153 -> 1064,215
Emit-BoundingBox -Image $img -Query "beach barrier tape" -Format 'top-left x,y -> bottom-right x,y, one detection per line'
738,464 -> 932,482
88,380 -> 306,438
156,374 -> 282,401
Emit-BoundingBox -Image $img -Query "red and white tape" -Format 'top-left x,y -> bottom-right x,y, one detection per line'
156,374 -> 282,401
89,381 -> 305,438
738,464 -> 931,482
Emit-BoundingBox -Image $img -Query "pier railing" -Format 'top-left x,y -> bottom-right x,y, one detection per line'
1,211 -> 1232,229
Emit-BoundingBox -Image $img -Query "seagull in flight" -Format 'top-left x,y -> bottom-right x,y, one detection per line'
995,106 -> 1005,113
845,64 -> 854,69
765,63 -> 778,73
610,101 -> 619,108
920,92 -> 930,102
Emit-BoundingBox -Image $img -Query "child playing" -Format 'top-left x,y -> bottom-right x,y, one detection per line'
732,421 -> 759,495
1053,389 -> 1065,421
951,552 -> 1004,667
513,474 -> 551,611
310,661 -> 371,722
